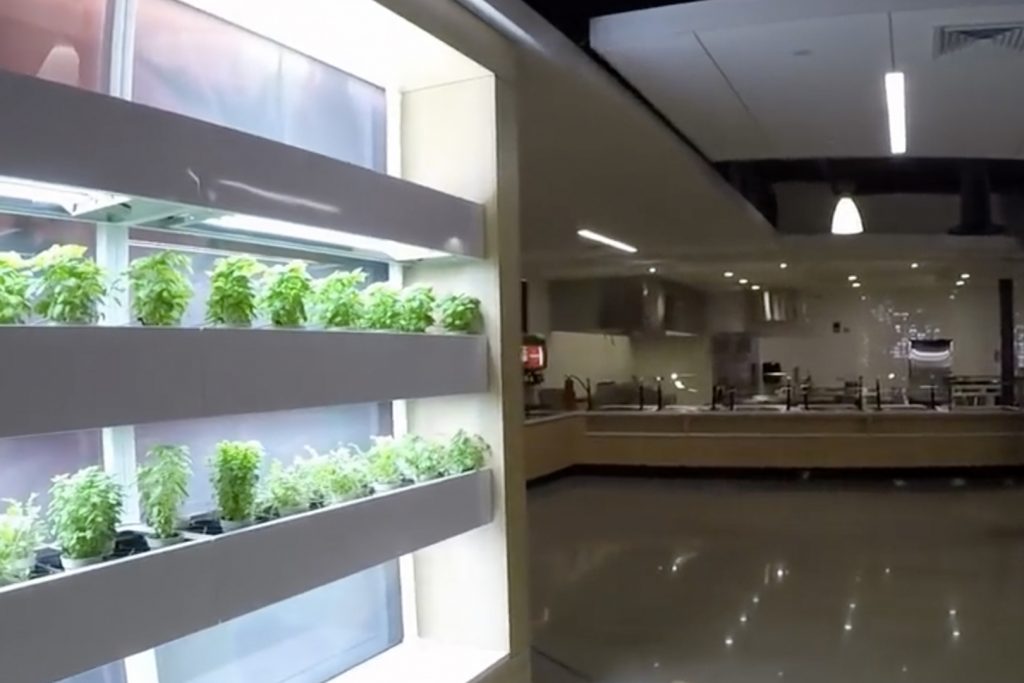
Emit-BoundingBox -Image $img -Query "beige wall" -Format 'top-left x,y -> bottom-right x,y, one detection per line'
758,283 -> 1008,385
542,332 -> 633,388
630,336 -> 713,404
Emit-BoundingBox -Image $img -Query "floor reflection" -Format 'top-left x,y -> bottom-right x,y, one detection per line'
529,475 -> 1024,683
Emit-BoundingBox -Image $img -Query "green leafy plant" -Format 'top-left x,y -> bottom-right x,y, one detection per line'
209,441 -> 264,523
0,495 -> 43,586
442,430 -> 489,476
296,448 -> 367,504
128,251 -> 193,326
260,260 -> 313,328
436,293 -> 482,333
205,255 -> 263,326
263,461 -> 309,515
360,283 -> 402,331
364,437 -> 407,488
312,270 -> 366,328
0,252 -> 32,324
398,285 -> 436,333
49,467 -> 123,561
138,445 -> 192,540
31,244 -> 108,324
398,435 -> 447,483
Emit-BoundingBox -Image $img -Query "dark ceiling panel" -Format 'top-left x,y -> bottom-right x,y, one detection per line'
522,0 -> 697,45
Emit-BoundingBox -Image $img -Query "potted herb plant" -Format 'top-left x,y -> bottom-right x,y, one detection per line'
128,251 -> 193,326
205,255 -> 263,327
0,252 -> 32,324
436,293 -> 482,333
209,440 -> 264,531
312,269 -> 365,328
260,260 -> 313,328
364,437 -> 407,493
296,448 -> 367,505
398,434 -> 447,483
137,445 -> 192,548
30,244 -> 108,324
48,467 -> 124,570
398,285 -> 436,333
263,461 -> 309,517
359,283 -> 402,331
442,430 -> 490,476
0,495 -> 43,586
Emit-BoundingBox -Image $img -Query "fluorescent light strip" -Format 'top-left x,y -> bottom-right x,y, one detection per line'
885,71 -> 906,155
0,175 -> 127,216
205,214 -> 447,262
577,229 -> 637,254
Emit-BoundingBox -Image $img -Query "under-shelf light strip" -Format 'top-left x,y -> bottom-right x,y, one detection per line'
0,176 -> 128,217
205,214 -> 448,262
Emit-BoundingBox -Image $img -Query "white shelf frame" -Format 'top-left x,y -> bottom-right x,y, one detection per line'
0,470 -> 493,683
0,327 -> 488,439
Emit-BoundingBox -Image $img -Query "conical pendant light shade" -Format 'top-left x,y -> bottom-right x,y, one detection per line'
831,196 -> 864,235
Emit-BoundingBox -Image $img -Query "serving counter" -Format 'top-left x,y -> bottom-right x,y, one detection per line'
523,409 -> 1024,480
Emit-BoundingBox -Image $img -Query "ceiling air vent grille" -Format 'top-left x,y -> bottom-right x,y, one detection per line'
935,23 -> 1024,58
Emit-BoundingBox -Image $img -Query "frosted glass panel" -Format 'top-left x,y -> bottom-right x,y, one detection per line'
0,430 -> 103,508
59,662 -> 126,683
132,0 -> 386,171
155,563 -> 402,683
0,0 -> 108,91
135,404 -> 392,517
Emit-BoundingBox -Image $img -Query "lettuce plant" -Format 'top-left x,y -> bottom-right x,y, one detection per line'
364,437 -> 406,488
260,260 -> 313,328
49,467 -> 123,560
138,445 -> 192,540
31,244 -> 108,324
0,252 -> 31,324
442,430 -> 489,476
0,495 -> 43,585
205,255 -> 263,326
398,285 -> 436,333
209,441 -> 264,523
397,435 -> 447,483
313,269 -> 365,328
360,283 -> 402,330
263,461 -> 309,515
296,448 -> 366,504
128,251 -> 193,326
436,293 -> 482,333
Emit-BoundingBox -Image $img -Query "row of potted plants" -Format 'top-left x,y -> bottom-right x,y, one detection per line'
0,245 -> 483,332
0,430 -> 490,586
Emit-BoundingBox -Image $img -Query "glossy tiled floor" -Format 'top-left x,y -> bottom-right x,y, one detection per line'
528,475 -> 1024,683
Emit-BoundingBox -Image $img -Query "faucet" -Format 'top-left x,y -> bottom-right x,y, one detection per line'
565,375 -> 592,411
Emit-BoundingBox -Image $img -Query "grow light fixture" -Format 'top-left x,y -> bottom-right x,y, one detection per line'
0,175 -> 128,217
203,213 -> 447,262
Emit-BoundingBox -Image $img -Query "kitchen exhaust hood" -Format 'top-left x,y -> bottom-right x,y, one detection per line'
0,70 -> 483,263
549,276 -> 706,336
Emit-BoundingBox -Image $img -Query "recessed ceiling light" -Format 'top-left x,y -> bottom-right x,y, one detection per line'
956,280 -> 965,286
576,228 -> 637,254
739,278 -> 749,285
724,271 -> 735,278
911,262 -> 920,269
649,266 -> 657,274
960,273 -> 971,279
885,71 -> 907,155
779,262 -> 788,269
852,282 -> 862,289
848,275 -> 858,282
751,284 -> 762,291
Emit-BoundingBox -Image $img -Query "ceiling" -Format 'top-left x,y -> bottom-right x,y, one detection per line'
591,0 -> 1024,161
